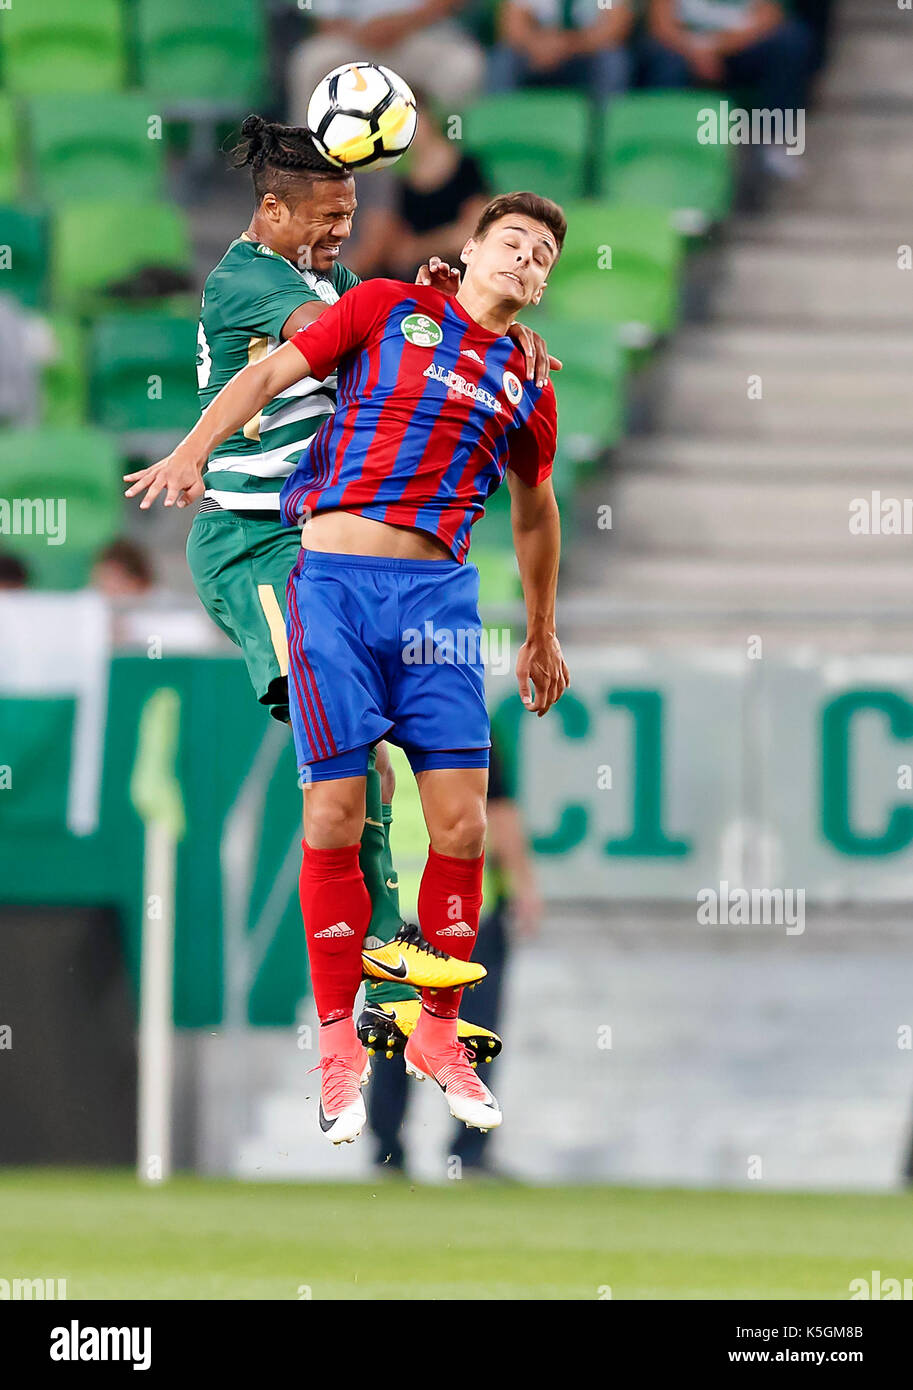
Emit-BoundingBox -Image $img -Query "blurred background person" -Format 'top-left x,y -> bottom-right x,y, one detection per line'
491,0 -> 634,98
90,537 -> 156,600
288,0 -> 486,125
0,552 -> 29,591
641,0 -> 814,178
348,92 -> 490,281
367,738 -> 543,1178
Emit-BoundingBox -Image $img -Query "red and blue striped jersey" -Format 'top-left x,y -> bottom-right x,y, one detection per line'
279,279 -> 556,563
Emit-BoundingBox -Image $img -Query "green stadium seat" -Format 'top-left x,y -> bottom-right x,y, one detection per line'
1,0 -> 126,96
137,0 -> 267,109
90,315 -> 199,436
52,199 -> 193,314
0,426 -> 123,588
463,92 -> 591,204
0,96 -> 19,203
546,202 -> 684,346
0,206 -> 48,309
530,315 -> 626,463
27,94 -> 165,205
600,92 -> 734,232
473,545 -> 521,604
42,317 -> 88,426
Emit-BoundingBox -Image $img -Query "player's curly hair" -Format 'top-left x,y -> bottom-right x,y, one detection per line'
230,114 -> 350,204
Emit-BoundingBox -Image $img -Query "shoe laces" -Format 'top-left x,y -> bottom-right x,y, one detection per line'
312,1054 -> 361,1113
395,921 -> 447,960
432,1038 -> 491,1102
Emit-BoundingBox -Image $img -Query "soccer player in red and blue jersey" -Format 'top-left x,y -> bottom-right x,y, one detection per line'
132,192 -> 570,1143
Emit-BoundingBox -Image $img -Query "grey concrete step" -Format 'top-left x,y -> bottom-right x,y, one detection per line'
709,244 -> 913,325
617,437 -> 913,480
645,362 -> 913,442
565,552 -> 913,609
605,474 -> 913,557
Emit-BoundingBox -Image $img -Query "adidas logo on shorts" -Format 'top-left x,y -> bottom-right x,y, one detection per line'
314,921 -> 354,938
437,921 -> 474,937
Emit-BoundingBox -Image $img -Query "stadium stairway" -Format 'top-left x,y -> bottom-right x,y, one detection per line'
563,0 -> 913,644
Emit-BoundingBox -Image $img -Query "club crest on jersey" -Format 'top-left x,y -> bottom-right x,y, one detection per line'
503,370 -> 523,406
401,313 -> 443,348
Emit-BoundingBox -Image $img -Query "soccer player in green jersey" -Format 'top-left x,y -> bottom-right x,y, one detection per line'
128,116 -> 556,1061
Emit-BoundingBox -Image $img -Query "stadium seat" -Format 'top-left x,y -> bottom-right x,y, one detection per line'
1,0 -> 126,95
90,315 -> 199,435
0,96 -> 19,204
463,92 -> 591,205
51,200 -> 193,314
42,317 -> 88,426
0,206 -> 48,309
136,0 -> 267,110
0,426 -> 123,588
600,92 -> 734,232
27,94 -> 166,205
531,315 -> 626,463
546,203 -> 684,346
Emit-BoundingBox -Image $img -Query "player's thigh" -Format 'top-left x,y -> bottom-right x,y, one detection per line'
391,561 -> 490,756
415,767 -> 489,859
188,511 -> 300,719
286,554 -> 391,776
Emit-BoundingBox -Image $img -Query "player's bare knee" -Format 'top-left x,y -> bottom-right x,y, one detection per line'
304,793 -> 364,849
434,807 -> 487,859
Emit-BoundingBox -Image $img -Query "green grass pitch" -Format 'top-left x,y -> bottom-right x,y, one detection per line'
1,1170 -> 911,1300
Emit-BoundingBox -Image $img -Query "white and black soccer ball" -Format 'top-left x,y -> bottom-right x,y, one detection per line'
307,62 -> 418,171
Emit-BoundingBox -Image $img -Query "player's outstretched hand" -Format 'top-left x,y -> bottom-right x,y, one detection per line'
507,322 -> 562,391
124,453 -> 205,510
416,256 -> 461,295
516,632 -> 570,718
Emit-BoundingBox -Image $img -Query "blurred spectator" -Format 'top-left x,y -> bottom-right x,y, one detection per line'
490,0 -> 634,98
0,297 -> 53,428
288,1 -> 485,124
641,1 -> 814,175
0,553 -> 29,590
368,739 -> 543,1178
91,538 -> 155,599
348,96 -> 490,281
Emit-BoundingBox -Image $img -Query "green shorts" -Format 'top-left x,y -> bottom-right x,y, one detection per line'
186,510 -> 303,722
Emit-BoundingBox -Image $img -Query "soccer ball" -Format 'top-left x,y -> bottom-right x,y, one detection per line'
308,62 -> 418,171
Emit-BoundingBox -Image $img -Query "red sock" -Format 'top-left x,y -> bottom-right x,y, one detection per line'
299,841 -> 370,1024
418,846 -> 484,1019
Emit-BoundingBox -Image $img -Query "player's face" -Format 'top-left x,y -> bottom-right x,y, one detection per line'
462,215 -> 557,310
275,176 -> 357,275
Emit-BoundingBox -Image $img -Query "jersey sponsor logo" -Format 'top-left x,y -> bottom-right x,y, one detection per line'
314,921 -> 354,938
437,921 -> 475,937
503,370 -> 523,406
423,362 -> 503,415
401,312 -> 444,348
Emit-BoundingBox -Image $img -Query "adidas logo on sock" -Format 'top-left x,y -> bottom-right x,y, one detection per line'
314,921 -> 354,938
437,921 -> 474,937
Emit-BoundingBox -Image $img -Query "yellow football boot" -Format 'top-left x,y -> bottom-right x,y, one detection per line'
361,922 -> 486,989
357,997 -> 501,1064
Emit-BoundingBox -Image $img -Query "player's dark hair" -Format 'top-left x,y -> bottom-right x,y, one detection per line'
473,192 -> 567,260
230,114 -> 351,204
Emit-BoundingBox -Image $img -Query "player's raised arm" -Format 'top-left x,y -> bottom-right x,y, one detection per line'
509,471 -> 569,718
124,340 -> 314,510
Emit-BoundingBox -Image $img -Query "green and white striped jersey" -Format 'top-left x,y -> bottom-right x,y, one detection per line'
196,236 -> 359,512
